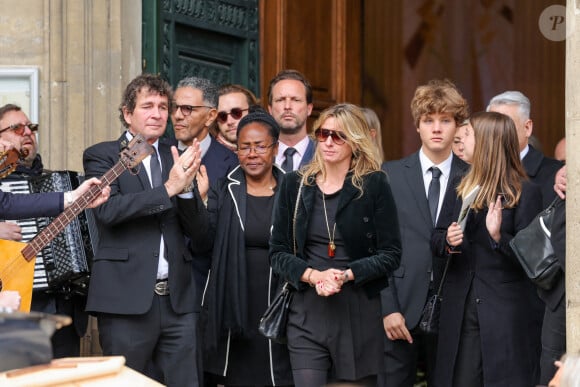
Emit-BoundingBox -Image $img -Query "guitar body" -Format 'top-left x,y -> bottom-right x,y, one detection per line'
0,239 -> 35,312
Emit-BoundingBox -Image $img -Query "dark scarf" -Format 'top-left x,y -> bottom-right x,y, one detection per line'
203,167 -> 284,351
8,154 -> 45,178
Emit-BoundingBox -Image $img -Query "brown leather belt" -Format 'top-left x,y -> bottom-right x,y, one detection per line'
154,280 -> 169,296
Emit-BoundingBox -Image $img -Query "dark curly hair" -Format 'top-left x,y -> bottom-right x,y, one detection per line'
119,74 -> 173,128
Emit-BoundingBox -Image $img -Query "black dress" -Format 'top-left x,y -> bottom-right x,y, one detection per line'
205,192 -> 293,386
286,188 -> 384,381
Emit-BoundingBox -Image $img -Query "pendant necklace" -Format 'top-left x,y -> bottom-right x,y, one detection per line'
322,191 -> 337,257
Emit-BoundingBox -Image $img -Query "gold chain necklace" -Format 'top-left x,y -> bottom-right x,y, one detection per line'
322,191 -> 337,257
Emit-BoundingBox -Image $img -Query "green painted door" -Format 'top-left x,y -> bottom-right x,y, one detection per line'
142,0 -> 260,95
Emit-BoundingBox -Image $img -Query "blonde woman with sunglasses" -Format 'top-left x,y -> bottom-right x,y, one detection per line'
270,103 -> 402,387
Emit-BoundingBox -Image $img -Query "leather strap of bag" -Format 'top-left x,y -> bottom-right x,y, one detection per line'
293,178 -> 304,256
436,256 -> 451,297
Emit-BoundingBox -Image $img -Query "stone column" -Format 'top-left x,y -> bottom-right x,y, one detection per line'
45,0 -> 142,171
0,0 -> 141,171
566,0 -> 580,353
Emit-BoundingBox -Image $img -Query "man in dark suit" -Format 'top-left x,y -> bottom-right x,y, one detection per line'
83,74 -> 201,387
170,76 -> 238,386
267,69 -> 315,171
487,90 -> 563,207
379,79 -> 469,387
172,77 -> 238,185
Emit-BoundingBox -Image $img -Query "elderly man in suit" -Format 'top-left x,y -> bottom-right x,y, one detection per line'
83,73 -> 201,387
379,79 -> 470,387
487,91 -> 563,207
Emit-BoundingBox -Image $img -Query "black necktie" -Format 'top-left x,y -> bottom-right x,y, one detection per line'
150,148 -> 163,188
281,147 -> 297,172
428,167 -> 442,227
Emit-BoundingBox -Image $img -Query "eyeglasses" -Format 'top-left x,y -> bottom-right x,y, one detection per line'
0,123 -> 39,135
216,108 -> 249,124
314,128 -> 347,145
236,143 -> 276,156
173,104 -> 212,116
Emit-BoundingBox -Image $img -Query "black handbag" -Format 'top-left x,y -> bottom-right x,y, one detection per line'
509,197 -> 563,290
258,179 -> 304,342
418,254 -> 451,335
258,282 -> 293,343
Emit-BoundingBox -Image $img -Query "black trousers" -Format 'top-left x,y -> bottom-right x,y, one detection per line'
539,297 -> 566,385
379,324 -> 438,387
98,294 -> 199,387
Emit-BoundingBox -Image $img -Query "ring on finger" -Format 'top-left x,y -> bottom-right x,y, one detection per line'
182,165 -> 189,172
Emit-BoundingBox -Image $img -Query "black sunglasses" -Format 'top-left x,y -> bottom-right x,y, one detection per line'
216,108 -> 249,124
0,123 -> 39,135
314,128 -> 347,145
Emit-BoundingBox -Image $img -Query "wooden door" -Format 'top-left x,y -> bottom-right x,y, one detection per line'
260,0 -> 362,123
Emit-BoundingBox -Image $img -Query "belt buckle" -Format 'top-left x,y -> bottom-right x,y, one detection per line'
154,280 -> 169,296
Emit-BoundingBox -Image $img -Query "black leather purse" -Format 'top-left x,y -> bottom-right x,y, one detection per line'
418,255 -> 451,335
258,282 -> 293,343
258,179 -> 304,343
509,197 -> 563,290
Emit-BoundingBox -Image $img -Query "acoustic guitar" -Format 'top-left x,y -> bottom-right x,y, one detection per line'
0,135 -> 153,312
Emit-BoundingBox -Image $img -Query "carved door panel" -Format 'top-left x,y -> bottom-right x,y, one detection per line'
142,0 -> 259,92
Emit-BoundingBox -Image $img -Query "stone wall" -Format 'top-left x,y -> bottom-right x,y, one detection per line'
0,0 -> 141,171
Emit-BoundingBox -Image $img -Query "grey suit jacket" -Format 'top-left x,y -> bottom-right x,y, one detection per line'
380,152 -> 468,329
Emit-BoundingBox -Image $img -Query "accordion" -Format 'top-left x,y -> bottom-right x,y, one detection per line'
0,171 -> 99,295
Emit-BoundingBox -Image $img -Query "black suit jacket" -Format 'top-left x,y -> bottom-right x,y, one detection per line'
380,152 -> 469,329
299,138 -> 316,169
269,170 -> 401,298
201,137 -> 238,185
0,191 -> 62,219
523,145 -> 563,207
83,135 -> 197,315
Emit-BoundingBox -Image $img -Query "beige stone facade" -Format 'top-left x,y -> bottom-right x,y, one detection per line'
0,0 -> 141,171
566,0 -> 579,354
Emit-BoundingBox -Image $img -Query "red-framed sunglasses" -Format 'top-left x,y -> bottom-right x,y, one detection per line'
314,128 -> 347,145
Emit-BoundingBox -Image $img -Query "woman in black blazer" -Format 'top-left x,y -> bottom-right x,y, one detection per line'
432,111 -> 543,387
270,103 -> 402,386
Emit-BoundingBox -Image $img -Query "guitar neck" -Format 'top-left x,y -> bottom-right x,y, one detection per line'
20,161 -> 126,261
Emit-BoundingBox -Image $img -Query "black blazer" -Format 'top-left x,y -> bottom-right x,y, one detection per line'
269,170 -> 401,298
83,135 -> 198,315
201,137 -> 238,185
299,138 -> 316,169
380,152 -> 469,329
431,180 -> 543,386
523,145 -> 563,207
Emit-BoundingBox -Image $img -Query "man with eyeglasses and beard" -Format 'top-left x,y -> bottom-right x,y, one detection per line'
268,69 -> 316,172
0,103 -> 90,360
